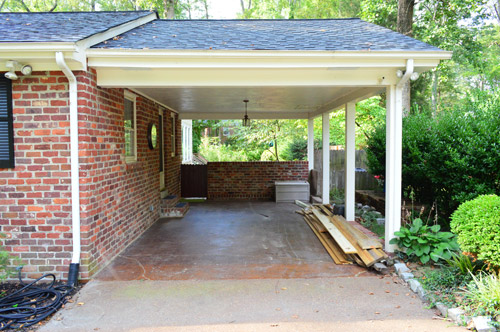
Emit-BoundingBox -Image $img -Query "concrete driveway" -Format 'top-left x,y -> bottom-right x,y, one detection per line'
40,277 -> 463,332
40,202 -> 463,331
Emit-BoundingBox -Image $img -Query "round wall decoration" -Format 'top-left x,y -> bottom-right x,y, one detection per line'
147,123 -> 158,149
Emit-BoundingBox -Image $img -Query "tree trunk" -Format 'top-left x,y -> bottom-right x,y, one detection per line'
431,70 -> 438,117
240,0 -> 251,14
397,0 -> 415,117
17,0 -> 31,12
203,0 -> 209,19
164,0 -> 175,19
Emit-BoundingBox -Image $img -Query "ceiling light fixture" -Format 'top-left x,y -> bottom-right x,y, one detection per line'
242,99 -> 250,127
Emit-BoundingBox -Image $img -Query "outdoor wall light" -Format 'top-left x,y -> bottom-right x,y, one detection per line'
410,72 -> 420,81
4,60 -> 33,80
242,99 -> 250,127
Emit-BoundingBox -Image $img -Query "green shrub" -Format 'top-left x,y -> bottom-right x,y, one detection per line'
390,218 -> 459,264
281,137 -> 307,161
445,251 -> 486,276
451,194 -> 500,269
463,272 -> 500,318
0,234 -> 20,281
366,90 -> 500,222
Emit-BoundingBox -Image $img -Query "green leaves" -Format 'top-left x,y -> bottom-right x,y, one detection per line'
391,218 -> 460,265
451,195 -> 500,269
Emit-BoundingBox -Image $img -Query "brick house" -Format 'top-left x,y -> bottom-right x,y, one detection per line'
0,11 -> 451,282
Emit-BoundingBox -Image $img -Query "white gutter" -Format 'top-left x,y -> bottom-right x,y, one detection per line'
55,52 -> 81,283
397,58 -> 414,88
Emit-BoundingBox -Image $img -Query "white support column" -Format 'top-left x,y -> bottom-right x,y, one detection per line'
385,84 -> 403,252
307,118 -> 314,171
322,112 -> 330,204
345,102 -> 356,221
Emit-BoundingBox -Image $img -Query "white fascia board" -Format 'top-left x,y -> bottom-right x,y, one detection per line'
179,112 -> 309,120
95,67 -> 399,87
75,13 -> 157,53
87,49 -> 453,59
0,44 -> 86,70
74,12 -> 157,70
87,49 -> 451,70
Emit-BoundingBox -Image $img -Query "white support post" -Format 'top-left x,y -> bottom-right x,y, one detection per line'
322,112 -> 330,204
345,102 -> 356,221
385,84 -> 403,252
307,118 -> 314,171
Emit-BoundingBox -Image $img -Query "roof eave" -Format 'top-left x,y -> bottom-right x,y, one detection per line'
87,48 -> 452,72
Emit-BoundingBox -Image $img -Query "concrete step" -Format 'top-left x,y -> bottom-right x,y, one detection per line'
161,195 -> 179,209
160,202 -> 190,218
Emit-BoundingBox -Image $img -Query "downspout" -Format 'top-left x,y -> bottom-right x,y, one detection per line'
397,58 -> 414,88
55,52 -> 80,286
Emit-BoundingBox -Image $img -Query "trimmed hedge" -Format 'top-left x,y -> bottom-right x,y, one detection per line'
451,195 -> 500,269
366,91 -> 500,221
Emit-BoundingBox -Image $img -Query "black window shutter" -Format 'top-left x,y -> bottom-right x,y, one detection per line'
0,77 -> 14,169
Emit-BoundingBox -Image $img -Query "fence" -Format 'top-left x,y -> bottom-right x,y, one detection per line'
313,149 -> 378,196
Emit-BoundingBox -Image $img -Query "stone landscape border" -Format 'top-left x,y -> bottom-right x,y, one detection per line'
394,262 -> 496,332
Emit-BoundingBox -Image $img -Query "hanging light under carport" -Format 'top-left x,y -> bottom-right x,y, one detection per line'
242,99 -> 250,127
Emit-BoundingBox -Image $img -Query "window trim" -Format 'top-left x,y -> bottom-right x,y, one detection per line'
171,113 -> 176,157
124,90 -> 137,163
0,77 -> 14,169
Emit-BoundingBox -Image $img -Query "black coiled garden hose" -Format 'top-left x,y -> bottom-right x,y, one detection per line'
0,268 -> 74,330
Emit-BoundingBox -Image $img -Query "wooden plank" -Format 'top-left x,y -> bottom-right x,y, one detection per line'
329,215 -> 379,267
312,208 -> 357,254
295,200 -> 310,209
318,205 -> 334,217
340,218 -> 383,249
303,216 -> 350,264
309,218 -> 351,264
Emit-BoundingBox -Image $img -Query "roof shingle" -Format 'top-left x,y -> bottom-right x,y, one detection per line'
93,18 -> 442,52
0,11 -> 156,43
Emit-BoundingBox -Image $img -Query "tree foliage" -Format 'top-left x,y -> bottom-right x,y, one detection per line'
366,89 -> 500,222
0,0 -> 209,18
240,0 -> 361,19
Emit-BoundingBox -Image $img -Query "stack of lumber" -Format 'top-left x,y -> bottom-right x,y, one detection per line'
296,202 -> 388,268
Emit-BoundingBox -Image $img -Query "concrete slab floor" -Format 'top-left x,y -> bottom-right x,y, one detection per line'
40,277 -> 464,332
96,201 -> 368,281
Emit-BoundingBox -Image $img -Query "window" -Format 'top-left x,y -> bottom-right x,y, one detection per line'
124,91 -> 137,162
0,77 -> 14,169
171,113 -> 176,157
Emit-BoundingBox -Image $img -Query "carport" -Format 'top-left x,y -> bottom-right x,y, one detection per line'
87,18 -> 451,253
96,201 -> 368,280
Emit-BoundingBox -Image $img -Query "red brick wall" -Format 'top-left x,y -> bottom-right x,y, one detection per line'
0,69 -> 182,280
0,71 -> 74,279
207,161 -> 309,200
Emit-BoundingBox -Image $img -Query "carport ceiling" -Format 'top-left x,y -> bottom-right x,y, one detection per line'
135,86 -> 379,119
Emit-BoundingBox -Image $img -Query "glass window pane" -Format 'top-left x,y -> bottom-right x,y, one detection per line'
124,99 -> 134,129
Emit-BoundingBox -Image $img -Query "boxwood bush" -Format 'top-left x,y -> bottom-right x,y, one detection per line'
366,90 -> 500,223
450,194 -> 500,269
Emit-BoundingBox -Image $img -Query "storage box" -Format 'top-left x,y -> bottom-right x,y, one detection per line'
275,181 -> 310,202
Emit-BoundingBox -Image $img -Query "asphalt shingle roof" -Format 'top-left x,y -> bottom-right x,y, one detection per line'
0,11 -> 156,43
93,18 -> 442,52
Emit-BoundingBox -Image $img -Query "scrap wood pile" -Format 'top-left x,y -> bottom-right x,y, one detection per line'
295,201 -> 388,269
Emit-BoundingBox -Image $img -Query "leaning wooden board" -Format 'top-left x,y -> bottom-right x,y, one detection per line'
338,217 -> 383,250
304,215 -> 351,265
330,215 -> 385,267
312,209 -> 357,254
